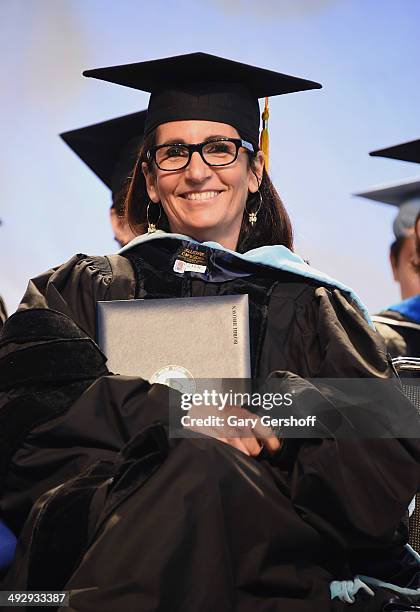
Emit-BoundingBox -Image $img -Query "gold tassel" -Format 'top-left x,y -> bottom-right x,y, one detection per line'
259,96 -> 269,172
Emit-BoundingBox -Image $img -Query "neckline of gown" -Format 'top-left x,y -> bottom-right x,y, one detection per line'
119,231 -> 373,326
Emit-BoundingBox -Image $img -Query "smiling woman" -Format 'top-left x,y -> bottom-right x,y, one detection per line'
143,121 -> 262,249
125,119 -> 293,253
2,52 -> 420,611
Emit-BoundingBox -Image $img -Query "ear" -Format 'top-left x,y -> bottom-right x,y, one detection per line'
142,162 -> 160,203
248,151 -> 265,194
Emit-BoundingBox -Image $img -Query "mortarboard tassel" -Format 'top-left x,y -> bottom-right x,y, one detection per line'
259,97 -> 269,172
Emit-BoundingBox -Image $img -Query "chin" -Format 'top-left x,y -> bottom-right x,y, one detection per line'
178,215 -> 222,233
181,225 -> 218,238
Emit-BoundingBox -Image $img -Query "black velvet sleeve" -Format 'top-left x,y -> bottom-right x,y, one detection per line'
0,309 -> 175,536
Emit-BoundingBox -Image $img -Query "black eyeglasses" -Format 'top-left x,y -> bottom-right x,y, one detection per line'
146,138 -> 255,171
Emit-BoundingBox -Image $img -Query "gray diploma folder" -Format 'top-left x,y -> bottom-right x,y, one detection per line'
97,295 -> 251,384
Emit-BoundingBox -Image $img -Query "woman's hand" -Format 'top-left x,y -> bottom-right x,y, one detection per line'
183,403 -> 281,457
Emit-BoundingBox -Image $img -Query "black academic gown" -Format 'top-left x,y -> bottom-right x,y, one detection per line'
2,237 -> 420,611
373,308 -> 420,358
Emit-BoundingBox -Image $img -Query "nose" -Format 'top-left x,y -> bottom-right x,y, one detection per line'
184,150 -> 212,183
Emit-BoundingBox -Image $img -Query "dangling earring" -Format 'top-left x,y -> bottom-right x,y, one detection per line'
147,200 -> 161,234
246,190 -> 262,227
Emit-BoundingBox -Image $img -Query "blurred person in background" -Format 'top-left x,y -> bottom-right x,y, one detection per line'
61,110 -> 147,248
0,296 -> 7,331
414,211 -> 420,274
0,220 -> 7,330
356,139 -> 420,357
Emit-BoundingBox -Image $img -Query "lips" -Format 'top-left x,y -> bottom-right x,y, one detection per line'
180,191 -> 221,201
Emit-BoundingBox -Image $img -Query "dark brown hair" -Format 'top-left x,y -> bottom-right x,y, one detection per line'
124,129 -> 293,253
390,237 -> 406,266
111,188 -> 127,216
413,212 -> 420,273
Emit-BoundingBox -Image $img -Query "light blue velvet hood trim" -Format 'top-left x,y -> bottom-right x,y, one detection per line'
120,231 -> 373,327
387,294 -> 420,325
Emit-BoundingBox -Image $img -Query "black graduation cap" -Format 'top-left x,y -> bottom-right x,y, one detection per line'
370,139 -> 420,164
60,110 -> 147,199
355,178 -> 420,239
83,52 -> 322,148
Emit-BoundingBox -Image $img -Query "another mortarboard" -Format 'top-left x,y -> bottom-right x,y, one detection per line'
370,139 -> 420,164
60,110 -> 147,198
355,178 -> 420,239
83,52 -> 322,149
